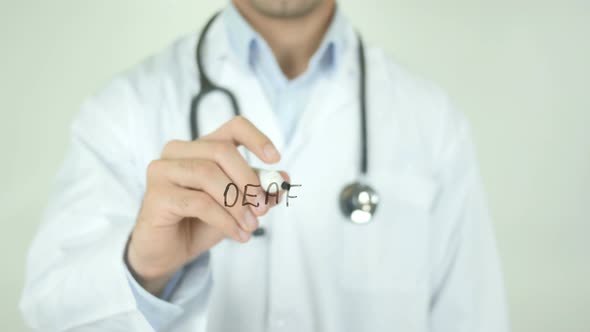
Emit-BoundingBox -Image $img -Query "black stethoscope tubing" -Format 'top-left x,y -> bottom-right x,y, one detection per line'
190,12 -> 241,141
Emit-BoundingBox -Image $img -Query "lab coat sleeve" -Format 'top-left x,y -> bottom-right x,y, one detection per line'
125,253 -> 211,331
427,101 -> 510,331
19,78 -> 212,331
125,264 -> 186,331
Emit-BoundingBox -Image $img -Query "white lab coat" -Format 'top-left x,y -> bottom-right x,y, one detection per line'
20,15 -> 509,332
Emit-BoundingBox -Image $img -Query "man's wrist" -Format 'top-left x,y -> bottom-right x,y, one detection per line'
124,235 -> 176,297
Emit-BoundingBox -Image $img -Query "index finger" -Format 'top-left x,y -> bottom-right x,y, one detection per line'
203,115 -> 280,164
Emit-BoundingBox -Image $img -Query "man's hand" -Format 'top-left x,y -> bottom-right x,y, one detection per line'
126,116 -> 286,295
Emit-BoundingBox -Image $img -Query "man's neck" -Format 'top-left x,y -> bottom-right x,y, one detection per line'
232,0 -> 336,79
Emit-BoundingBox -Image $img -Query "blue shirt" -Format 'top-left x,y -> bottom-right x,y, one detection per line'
223,2 -> 346,142
125,3 -> 347,330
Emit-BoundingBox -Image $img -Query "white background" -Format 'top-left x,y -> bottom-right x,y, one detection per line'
1,1 -> 588,331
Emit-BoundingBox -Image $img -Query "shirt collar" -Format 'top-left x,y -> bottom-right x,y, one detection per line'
222,3 -> 348,74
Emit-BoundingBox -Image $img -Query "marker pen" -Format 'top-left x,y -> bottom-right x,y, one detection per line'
255,169 -> 290,193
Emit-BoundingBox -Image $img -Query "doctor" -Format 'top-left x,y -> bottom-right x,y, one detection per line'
20,0 -> 509,331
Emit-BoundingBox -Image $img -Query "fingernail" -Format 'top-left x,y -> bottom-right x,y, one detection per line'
243,211 -> 258,231
238,229 -> 251,242
263,143 -> 280,162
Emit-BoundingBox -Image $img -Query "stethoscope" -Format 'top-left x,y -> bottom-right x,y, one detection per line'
190,12 -> 379,227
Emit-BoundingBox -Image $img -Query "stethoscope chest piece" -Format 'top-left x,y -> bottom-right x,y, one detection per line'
339,182 -> 379,224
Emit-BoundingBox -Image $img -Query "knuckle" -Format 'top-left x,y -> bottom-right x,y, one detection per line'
231,115 -> 249,129
198,160 -> 219,178
176,158 -> 194,171
194,192 -> 214,211
260,137 -> 272,147
144,190 -> 168,216
213,142 -> 235,160
177,159 -> 217,179
162,139 -> 182,156
233,115 -> 246,124
173,195 -> 192,213
146,160 -> 163,178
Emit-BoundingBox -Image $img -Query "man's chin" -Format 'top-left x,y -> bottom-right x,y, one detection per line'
250,0 -> 324,19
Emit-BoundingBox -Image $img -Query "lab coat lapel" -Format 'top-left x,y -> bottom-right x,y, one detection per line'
235,70 -> 286,155
283,45 -> 358,165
